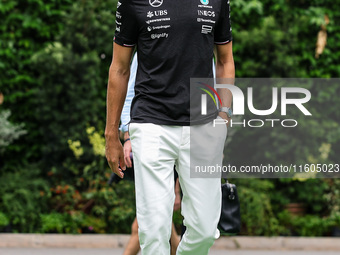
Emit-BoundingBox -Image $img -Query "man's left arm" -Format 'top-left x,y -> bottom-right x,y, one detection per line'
216,42 -> 235,125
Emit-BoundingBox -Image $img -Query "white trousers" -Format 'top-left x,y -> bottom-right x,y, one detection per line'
129,119 -> 227,255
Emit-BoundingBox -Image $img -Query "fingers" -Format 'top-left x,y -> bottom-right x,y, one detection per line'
124,146 -> 132,167
123,141 -> 133,168
119,154 -> 126,173
105,138 -> 126,179
108,159 -> 124,178
124,153 -> 132,168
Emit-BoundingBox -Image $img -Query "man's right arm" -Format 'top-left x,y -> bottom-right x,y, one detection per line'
105,43 -> 134,178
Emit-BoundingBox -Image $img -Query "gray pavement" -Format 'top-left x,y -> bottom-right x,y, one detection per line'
2,234 -> 340,251
1,234 -> 340,255
1,248 -> 340,255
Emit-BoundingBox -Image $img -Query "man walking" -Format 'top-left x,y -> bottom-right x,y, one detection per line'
105,0 -> 234,254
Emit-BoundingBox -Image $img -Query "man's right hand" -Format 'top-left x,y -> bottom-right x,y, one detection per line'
104,43 -> 134,178
105,134 -> 126,178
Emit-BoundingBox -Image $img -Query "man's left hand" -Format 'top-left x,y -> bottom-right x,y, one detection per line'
218,111 -> 230,127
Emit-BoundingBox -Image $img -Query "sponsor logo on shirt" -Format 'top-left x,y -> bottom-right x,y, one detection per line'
147,11 -> 154,18
147,25 -> 171,31
198,0 -> 212,8
146,17 -> 170,25
149,0 -> 163,8
201,25 -> 212,34
197,18 -> 216,24
198,4 -> 213,9
155,10 -> 167,16
197,10 -> 215,17
147,10 -> 168,18
151,33 -> 168,39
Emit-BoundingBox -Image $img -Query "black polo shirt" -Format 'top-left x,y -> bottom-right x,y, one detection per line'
114,0 -> 232,125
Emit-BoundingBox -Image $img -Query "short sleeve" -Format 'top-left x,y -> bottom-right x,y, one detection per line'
113,0 -> 139,47
214,0 -> 232,44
